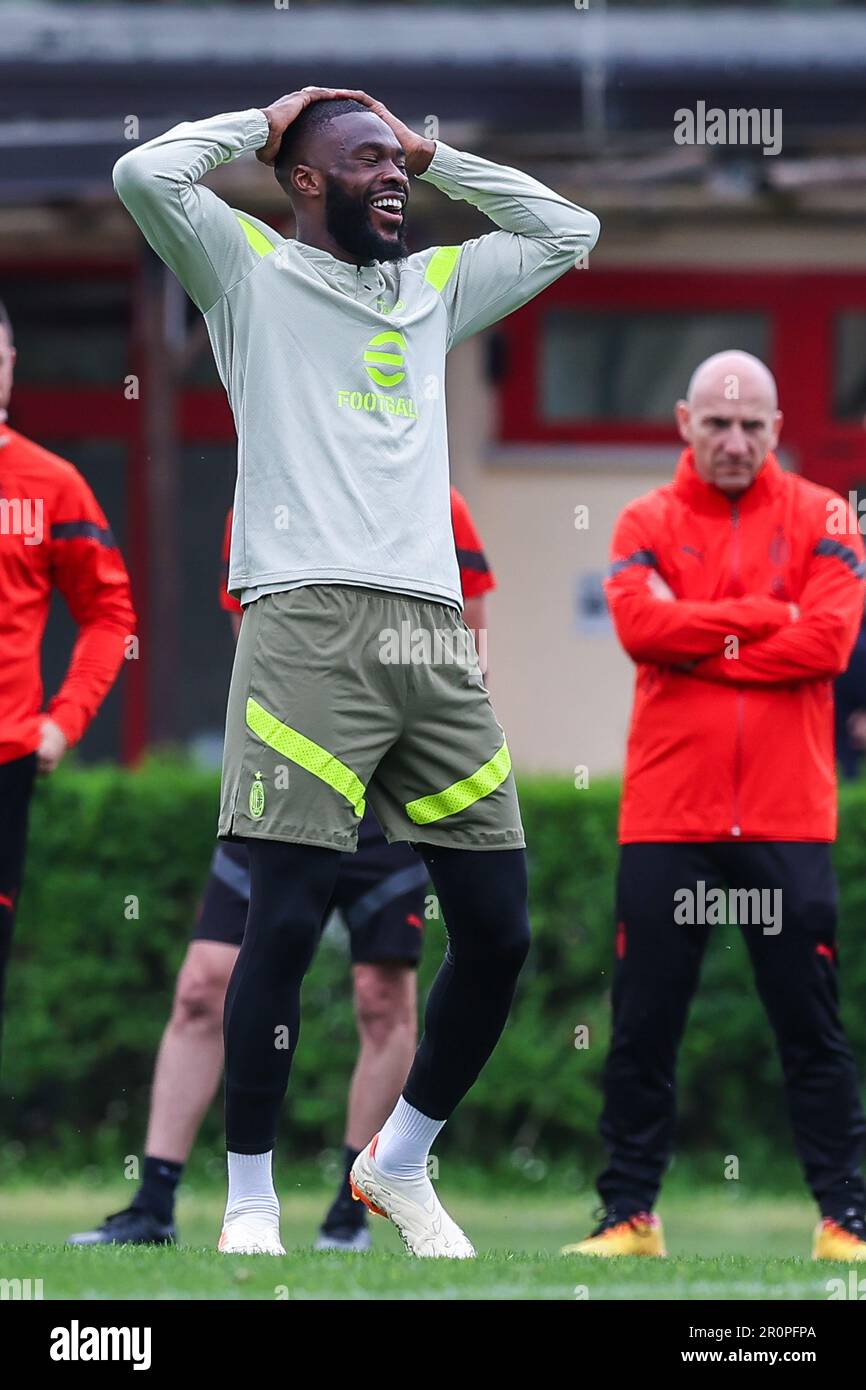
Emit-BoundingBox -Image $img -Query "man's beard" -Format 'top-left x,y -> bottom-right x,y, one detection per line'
325,181 -> 408,264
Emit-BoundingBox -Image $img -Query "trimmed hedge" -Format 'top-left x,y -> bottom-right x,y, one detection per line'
4,761 -> 866,1181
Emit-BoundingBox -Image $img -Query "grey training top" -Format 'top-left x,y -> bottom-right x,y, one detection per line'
113,109 -> 600,609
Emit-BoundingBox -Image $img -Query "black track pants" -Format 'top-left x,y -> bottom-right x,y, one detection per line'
0,753 -> 37,1069
597,841 -> 866,1220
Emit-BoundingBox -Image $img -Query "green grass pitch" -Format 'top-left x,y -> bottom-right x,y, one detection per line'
0,1182 -> 854,1300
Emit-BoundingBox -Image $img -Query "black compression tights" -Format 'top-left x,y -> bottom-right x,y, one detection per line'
223,840 -> 531,1153
402,844 -> 531,1119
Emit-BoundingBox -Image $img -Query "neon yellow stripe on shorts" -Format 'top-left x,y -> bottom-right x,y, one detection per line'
405,740 -> 511,826
246,698 -> 366,817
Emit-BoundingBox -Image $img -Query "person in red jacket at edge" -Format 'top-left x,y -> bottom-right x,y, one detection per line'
562,350 -> 866,1263
67,487 -> 496,1251
0,298 -> 135,1065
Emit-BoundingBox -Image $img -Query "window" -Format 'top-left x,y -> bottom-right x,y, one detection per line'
833,313 -> 866,422
0,277 -> 130,384
540,310 -> 769,423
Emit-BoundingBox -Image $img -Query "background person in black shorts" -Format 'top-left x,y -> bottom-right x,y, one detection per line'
69,488 -> 496,1250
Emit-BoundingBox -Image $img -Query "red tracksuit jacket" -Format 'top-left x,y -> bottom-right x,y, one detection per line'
0,426 -> 136,764
606,449 -> 866,843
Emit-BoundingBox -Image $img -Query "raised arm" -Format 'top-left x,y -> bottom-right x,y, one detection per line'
416,143 -> 600,347
340,89 -> 600,348
112,109 -> 278,312
606,505 -> 794,665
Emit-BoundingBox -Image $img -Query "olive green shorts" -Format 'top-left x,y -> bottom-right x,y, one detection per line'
218,585 -> 524,852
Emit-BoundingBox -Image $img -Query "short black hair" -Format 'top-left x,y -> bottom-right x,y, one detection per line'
0,298 -> 12,344
274,98 -> 369,187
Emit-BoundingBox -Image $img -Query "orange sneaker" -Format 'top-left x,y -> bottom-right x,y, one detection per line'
813,1210 -> 866,1262
562,1206 -> 666,1257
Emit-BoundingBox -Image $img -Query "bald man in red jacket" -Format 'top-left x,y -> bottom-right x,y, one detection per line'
564,350 -> 866,1263
0,298 -> 136,1057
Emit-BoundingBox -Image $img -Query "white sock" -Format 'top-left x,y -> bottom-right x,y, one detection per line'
224,1151 -> 280,1224
373,1097 -> 446,1181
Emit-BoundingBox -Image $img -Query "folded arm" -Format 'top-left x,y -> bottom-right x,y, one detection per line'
689,536 -> 866,685
605,508 -> 793,665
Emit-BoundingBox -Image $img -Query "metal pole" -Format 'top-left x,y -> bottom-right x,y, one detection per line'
140,246 -> 180,747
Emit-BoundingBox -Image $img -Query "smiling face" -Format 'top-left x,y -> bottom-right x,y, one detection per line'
282,108 -> 410,264
675,351 -> 783,498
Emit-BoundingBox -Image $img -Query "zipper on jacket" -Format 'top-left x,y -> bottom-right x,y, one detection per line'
730,501 -> 743,838
732,690 -> 744,838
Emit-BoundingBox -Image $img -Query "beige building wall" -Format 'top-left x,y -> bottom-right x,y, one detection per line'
444,218 -> 866,776
447,332 -> 664,777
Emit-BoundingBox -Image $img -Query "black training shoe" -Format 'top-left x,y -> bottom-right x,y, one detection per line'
315,1223 -> 372,1252
315,1190 -> 370,1252
66,1206 -> 176,1246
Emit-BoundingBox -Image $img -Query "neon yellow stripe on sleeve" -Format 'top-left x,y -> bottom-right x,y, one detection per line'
424,245 -> 461,293
235,214 -> 278,258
